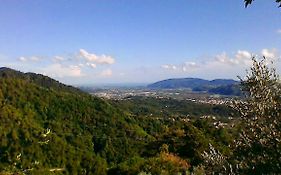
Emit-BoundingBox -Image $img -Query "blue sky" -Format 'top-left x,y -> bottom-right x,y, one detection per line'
0,0 -> 280,85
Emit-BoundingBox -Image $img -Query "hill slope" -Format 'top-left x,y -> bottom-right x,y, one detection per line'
0,68 -> 237,174
0,67 -> 148,174
0,67 -> 80,93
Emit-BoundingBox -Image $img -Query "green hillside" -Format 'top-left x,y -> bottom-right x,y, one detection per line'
0,68 -> 236,175
111,96 -> 234,118
0,68 -> 151,174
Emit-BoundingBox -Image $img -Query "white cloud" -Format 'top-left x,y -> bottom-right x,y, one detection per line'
161,65 -> 170,69
30,56 -> 40,61
41,63 -> 83,78
86,62 -> 97,69
19,57 -> 27,62
261,48 -> 278,60
79,49 -> 115,65
235,50 -> 251,60
215,52 -> 230,63
184,62 -> 197,67
19,56 -> 41,62
215,50 -> 252,66
100,69 -> 113,77
161,64 -> 177,70
0,49 -> 119,84
161,48 -> 279,78
277,29 -> 281,34
161,62 -> 199,73
53,56 -> 65,62
182,62 -> 199,72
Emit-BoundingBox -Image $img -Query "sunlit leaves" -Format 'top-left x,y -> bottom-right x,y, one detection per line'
233,57 -> 281,173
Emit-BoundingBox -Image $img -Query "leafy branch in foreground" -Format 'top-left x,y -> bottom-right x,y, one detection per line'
232,57 -> 281,174
202,143 -> 234,174
202,57 -> 281,174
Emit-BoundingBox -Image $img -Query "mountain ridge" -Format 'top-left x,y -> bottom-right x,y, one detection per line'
148,78 -> 238,89
0,67 -> 81,93
147,78 -> 241,96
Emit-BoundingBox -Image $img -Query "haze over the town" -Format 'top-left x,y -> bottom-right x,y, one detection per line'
0,0 -> 280,85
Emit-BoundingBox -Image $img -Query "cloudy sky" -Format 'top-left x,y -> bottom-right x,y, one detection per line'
0,1 -> 280,85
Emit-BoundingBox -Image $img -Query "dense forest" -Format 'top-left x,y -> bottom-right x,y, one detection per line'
0,57 -> 280,175
0,67 -> 235,174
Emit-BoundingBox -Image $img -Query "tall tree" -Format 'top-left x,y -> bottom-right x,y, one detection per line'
202,57 -> 281,174
232,57 -> 281,174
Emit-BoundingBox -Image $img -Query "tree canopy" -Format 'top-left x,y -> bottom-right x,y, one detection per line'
202,57 -> 281,174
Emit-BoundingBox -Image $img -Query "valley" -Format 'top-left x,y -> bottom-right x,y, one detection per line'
0,68 -> 239,174
0,1 -> 280,174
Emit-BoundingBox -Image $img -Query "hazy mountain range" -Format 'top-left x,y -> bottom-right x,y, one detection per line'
148,78 -> 242,96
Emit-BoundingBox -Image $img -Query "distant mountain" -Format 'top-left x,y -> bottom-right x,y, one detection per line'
147,78 -> 241,96
209,79 -> 237,86
208,84 -> 242,96
147,78 -> 209,89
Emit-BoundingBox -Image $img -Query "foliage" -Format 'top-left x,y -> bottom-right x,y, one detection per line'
201,57 -> 281,174
201,144 -> 233,174
110,145 -> 190,175
244,0 -> 281,8
0,68 -> 148,174
0,67 -> 237,174
232,58 -> 281,174
111,96 -> 234,118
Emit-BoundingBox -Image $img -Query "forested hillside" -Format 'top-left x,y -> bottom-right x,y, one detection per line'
0,68 -> 235,174
0,57 -> 280,175
0,68 -> 150,174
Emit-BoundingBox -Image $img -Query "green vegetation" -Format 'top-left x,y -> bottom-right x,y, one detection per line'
111,96 -> 234,119
0,57 -> 280,175
0,68 -> 146,174
232,58 -> 281,173
0,68 -> 236,174
201,58 -> 281,174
